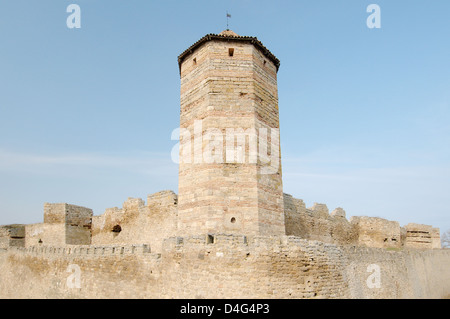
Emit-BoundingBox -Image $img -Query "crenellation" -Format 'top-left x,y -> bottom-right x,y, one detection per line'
350,216 -> 402,249
331,208 -> 346,219
431,228 -> 441,249
404,223 -> 440,249
10,243 -> 153,258
0,224 -> 25,249
309,203 -> 330,219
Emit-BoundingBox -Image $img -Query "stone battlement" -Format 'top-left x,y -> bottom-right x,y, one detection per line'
0,191 -> 442,252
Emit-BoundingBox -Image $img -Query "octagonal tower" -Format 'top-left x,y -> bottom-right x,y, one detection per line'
177,30 -> 284,237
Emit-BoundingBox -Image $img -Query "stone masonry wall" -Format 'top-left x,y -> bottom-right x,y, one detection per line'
284,193 -> 441,249
92,191 -> 178,253
43,203 -> 93,245
25,223 -> 65,247
0,235 -> 449,299
351,216 -> 402,249
284,194 -> 358,245
0,225 -> 25,249
178,35 -> 285,237
404,223 -> 441,249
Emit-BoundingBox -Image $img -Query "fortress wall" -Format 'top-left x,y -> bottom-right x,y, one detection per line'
25,223 -> 65,247
43,203 -> 66,224
64,204 -> 93,228
284,194 -> 441,250
159,235 -> 352,298
1,236 -> 448,299
0,227 -> 8,249
41,203 -> 93,245
44,203 -> 92,226
66,225 -> 92,246
284,194 -> 358,245
431,228 -> 442,249
0,244 -> 161,299
350,216 -> 402,249
404,223 -> 440,249
343,246 -> 450,298
25,222 -> 88,248
0,225 -> 25,249
92,192 -> 178,253
25,222 -> 91,247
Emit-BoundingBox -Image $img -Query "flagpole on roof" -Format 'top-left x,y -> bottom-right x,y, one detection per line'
226,12 -> 231,30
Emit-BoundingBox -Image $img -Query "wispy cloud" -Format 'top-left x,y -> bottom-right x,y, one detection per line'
0,148 -> 177,177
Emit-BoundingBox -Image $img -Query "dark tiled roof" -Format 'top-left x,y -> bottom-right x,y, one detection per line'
177,32 -> 281,72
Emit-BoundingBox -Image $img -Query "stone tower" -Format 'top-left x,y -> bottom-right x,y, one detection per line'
177,30 -> 285,237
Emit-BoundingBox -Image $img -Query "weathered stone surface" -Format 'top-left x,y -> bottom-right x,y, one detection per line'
284,194 -> 358,245
0,235 -> 449,299
0,225 -> 25,249
91,191 -> 178,253
177,31 -> 284,237
350,216 -> 401,249
404,223 -> 440,249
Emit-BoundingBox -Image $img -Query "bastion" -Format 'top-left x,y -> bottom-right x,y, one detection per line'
0,30 -> 448,299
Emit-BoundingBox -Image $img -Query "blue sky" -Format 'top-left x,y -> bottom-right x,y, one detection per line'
0,1 -> 449,234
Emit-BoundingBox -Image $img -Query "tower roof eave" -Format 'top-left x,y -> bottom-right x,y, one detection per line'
177,32 -> 281,73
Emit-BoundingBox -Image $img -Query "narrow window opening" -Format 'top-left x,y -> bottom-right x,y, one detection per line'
228,48 -> 234,57
193,57 -> 197,65
207,234 -> 215,244
230,217 -> 236,224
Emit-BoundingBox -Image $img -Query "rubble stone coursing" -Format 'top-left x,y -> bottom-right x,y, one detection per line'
1,234 -> 449,299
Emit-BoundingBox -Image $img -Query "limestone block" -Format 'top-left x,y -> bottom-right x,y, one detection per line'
310,203 -> 329,219
351,216 -> 401,249
331,208 -> 346,219
431,228 -> 441,249
123,198 -> 145,211
404,223 -> 433,249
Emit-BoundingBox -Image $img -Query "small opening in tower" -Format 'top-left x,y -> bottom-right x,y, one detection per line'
228,48 -> 234,57
207,234 -> 215,244
231,217 -> 236,224
112,225 -> 122,233
193,57 -> 197,65
263,60 -> 267,66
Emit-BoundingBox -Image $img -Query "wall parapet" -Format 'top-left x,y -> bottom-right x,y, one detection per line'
9,244 -> 155,257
